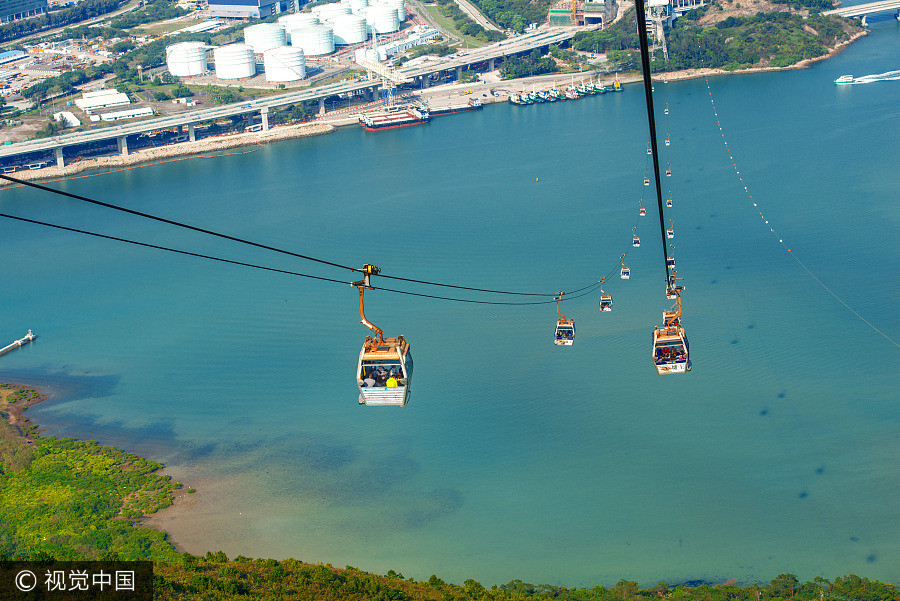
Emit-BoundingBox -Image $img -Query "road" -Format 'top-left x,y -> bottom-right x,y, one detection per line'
452,0 -> 502,32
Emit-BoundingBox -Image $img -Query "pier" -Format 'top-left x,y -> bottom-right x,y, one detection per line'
0,330 -> 36,358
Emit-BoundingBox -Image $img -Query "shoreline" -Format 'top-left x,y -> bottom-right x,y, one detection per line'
0,28 -> 868,187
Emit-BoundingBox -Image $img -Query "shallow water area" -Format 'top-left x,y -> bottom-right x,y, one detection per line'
1,21 -> 898,588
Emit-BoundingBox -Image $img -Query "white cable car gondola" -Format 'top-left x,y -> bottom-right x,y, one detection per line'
666,192 -> 673,208
620,256 -> 630,280
665,164 -> 671,177
667,219 -> 674,239
665,134 -> 670,147
632,227 -> 640,247
354,264 -> 413,407
652,289 -> 691,374
598,279 -> 612,311
643,173 -> 650,186
667,255 -> 676,269
639,199 -> 646,217
647,144 -> 652,155
664,103 -> 669,115
553,292 -> 575,346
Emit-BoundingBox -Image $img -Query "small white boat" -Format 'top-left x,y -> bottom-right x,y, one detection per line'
834,74 -> 853,85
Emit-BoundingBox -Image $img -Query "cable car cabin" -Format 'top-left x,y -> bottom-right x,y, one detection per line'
633,235 -> 641,247
647,145 -> 652,155
667,228 -> 674,239
554,319 -> 575,346
357,336 -> 413,406
643,177 -> 650,186
599,294 -> 613,311
665,136 -> 670,147
639,206 -> 646,216
620,265 -> 630,279
667,256 -> 676,269
666,167 -> 671,177
652,305 -> 690,374
664,104 -> 669,115
666,197 -> 673,208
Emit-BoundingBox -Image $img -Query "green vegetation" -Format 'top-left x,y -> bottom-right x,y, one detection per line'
468,0 -> 552,32
574,8 -> 859,72
109,0 -> 188,30
500,49 -> 558,78
0,0 -> 125,43
0,386 -> 182,562
152,564 -> 899,601
434,0 -> 505,42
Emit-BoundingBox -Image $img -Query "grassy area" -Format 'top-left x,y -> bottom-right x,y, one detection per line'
418,2 -> 489,48
0,383 -> 182,561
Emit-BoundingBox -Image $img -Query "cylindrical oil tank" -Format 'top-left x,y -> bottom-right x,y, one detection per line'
378,0 -> 405,22
214,43 -> 256,79
343,0 -> 368,14
330,14 -> 367,44
166,41 -> 208,77
312,3 -> 351,20
278,13 -> 319,43
365,5 -> 399,33
264,46 -> 306,82
290,25 -> 335,55
243,23 -> 286,54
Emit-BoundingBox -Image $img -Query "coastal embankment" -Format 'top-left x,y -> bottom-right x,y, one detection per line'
0,28 -> 867,187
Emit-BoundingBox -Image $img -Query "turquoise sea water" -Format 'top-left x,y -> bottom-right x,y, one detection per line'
1,20 -> 898,588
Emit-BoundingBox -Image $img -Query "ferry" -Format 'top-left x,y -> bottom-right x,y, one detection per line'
358,106 -> 430,131
834,74 -> 854,85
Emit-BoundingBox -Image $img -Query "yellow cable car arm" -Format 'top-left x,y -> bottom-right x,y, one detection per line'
357,285 -> 384,341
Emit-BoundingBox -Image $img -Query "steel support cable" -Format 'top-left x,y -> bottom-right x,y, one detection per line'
0,212 -> 594,306
0,173 -> 578,298
634,0 -> 672,286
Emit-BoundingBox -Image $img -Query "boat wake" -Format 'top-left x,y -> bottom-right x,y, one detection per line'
847,69 -> 900,84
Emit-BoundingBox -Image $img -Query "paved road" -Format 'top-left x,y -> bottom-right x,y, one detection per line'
452,0 -> 502,32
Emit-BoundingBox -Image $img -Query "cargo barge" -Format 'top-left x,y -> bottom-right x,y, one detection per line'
429,98 -> 483,117
358,106 -> 430,131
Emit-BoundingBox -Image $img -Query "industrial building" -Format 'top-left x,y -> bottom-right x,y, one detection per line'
75,89 -> 132,113
208,0 -> 291,19
0,0 -> 47,23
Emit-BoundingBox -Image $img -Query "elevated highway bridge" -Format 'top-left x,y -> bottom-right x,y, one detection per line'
823,0 -> 900,18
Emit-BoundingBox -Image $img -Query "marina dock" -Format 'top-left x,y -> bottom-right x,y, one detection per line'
0,330 -> 36,358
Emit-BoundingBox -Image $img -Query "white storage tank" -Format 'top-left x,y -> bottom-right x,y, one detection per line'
243,23 -> 287,54
214,43 -> 256,79
330,14 -> 367,44
279,14 -> 319,44
166,42 -> 208,77
264,46 -> 306,81
343,0 -> 368,14
379,0 -> 405,22
291,24 -> 335,55
313,3 -> 351,20
365,5 -> 399,33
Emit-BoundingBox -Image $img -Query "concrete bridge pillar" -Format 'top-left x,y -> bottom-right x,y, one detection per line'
117,136 -> 128,156
260,106 -> 269,131
456,66 -> 462,80
318,97 -> 325,115
54,146 -> 64,168
489,58 -> 495,71
188,124 -> 195,142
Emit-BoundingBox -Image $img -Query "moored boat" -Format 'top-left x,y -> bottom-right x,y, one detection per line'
359,106 -> 430,131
